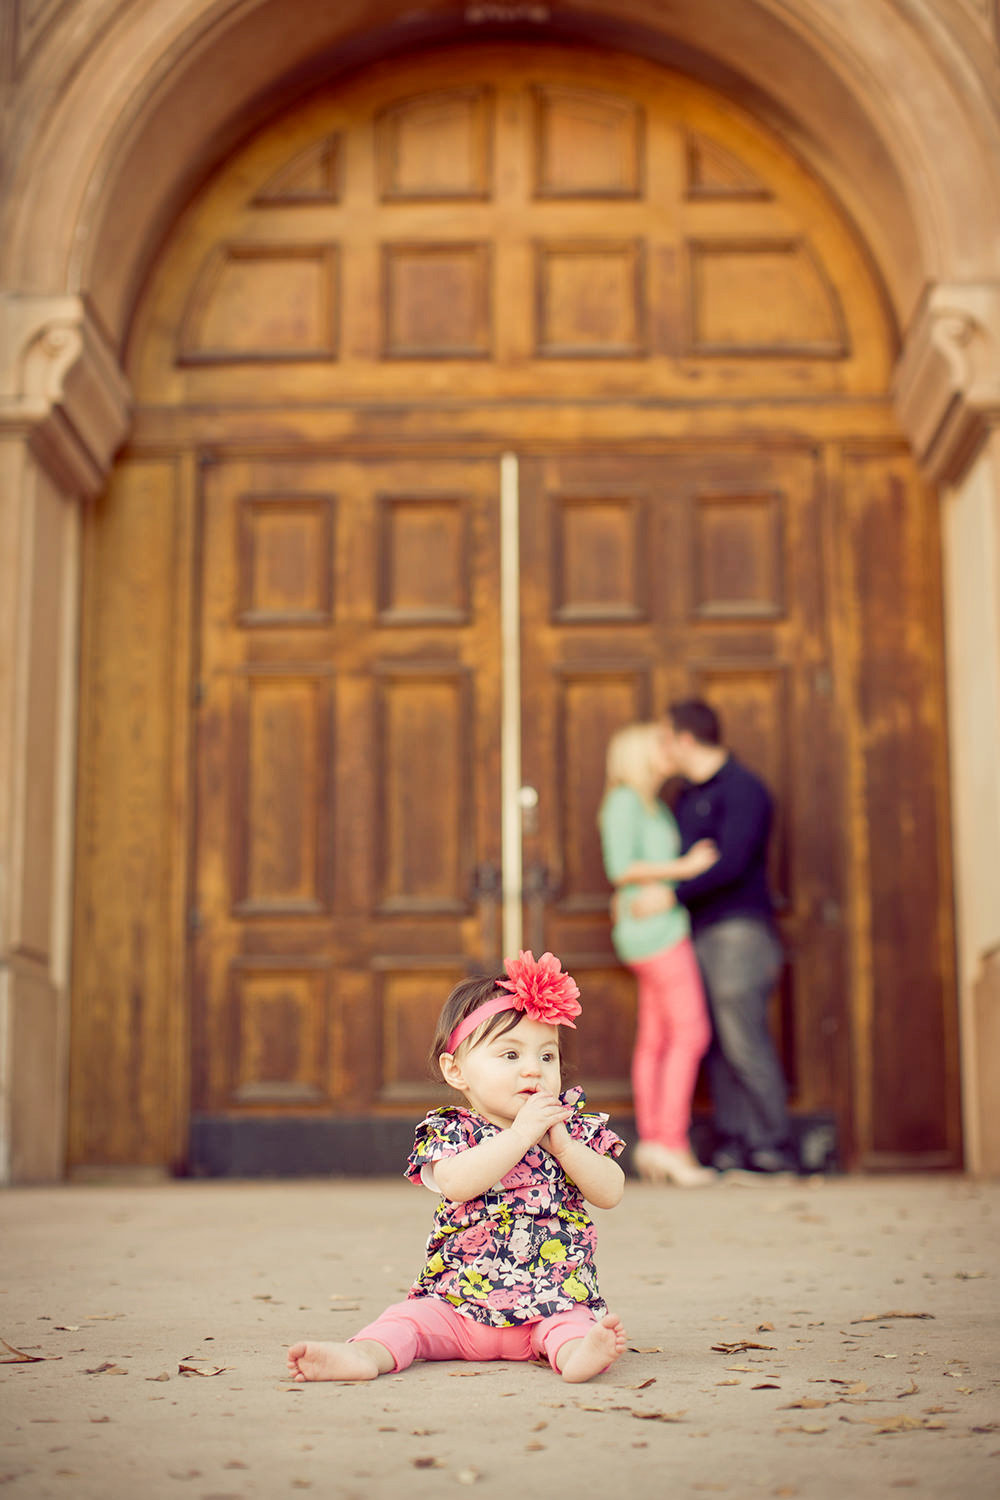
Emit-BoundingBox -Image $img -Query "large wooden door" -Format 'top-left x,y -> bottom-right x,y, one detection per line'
70,40 -> 959,1174
189,440 -> 842,1166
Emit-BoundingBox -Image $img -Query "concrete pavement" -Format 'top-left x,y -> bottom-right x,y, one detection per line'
1,1174 -> 998,1499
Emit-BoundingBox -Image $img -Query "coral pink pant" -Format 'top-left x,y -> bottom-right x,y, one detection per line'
629,937 -> 711,1150
350,1297 -> 598,1372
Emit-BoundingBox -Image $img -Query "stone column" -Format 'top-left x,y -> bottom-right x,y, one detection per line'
894,283 -> 1000,1177
0,296 -> 130,1182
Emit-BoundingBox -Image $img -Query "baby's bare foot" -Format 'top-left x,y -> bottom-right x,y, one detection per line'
286,1340 -> 382,1382
558,1313 -> 627,1383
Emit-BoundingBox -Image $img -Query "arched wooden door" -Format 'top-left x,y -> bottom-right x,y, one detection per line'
70,43 -> 959,1174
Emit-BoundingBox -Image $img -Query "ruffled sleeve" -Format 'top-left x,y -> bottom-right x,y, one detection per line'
561,1085 -> 626,1159
404,1108 -> 475,1185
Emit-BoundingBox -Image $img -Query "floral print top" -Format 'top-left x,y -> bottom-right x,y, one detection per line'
404,1086 -> 625,1328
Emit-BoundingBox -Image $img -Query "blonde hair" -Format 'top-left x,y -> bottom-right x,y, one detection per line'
600,722 -> 664,816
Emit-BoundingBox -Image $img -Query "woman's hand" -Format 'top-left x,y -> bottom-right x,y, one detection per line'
675,838 -> 718,878
629,884 -> 676,919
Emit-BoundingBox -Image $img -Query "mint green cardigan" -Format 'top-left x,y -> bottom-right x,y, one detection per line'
599,784 -> 691,963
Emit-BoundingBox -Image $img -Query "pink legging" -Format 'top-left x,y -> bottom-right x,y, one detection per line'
350,1297 -> 599,1372
629,937 -> 711,1150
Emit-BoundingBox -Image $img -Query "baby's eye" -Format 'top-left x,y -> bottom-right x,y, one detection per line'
503,1051 -> 519,1061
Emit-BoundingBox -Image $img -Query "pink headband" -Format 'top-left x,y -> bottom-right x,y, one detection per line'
446,950 -> 581,1054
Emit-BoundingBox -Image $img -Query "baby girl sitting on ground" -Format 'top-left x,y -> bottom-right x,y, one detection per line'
287,951 -> 627,1384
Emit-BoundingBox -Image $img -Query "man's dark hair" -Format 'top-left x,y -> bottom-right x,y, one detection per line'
667,698 -> 722,746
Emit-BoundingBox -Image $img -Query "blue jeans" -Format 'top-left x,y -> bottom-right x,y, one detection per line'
692,918 -> 790,1153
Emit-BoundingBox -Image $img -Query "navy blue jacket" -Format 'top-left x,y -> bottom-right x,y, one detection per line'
672,757 -> 775,933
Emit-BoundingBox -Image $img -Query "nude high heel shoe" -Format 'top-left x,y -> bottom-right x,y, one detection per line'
634,1141 -> 716,1187
633,1140 -> 670,1182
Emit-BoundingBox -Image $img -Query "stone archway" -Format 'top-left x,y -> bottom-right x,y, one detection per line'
2,0 -> 998,1179
5,2 -> 1000,343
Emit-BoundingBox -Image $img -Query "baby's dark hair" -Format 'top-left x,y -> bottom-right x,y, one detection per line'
428,974 -> 522,1073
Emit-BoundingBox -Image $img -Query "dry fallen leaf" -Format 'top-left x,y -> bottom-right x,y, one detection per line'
849,1312 -> 934,1324
177,1361 -> 226,1377
85,1362 -> 127,1375
412,1457 -> 447,1469
1,1338 -> 46,1365
712,1341 -> 777,1354
628,1346 -> 663,1354
852,1414 -> 947,1434
631,1410 -> 686,1423
145,1373 -> 171,1383
756,1322 -> 775,1332
630,1378 -> 657,1391
896,1381 -> 919,1398
525,1442 -> 545,1452
781,1398 -> 830,1410
456,1469 -> 480,1485
53,1325 -> 80,1333
752,1383 -> 782,1391
776,1424 -> 828,1435
716,1380 -> 741,1387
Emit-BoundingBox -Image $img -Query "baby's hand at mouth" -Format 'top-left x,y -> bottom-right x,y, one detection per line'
510,1090 -> 573,1149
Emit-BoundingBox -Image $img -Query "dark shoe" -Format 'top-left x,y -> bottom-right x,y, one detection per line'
747,1144 -> 799,1174
711,1141 -> 748,1172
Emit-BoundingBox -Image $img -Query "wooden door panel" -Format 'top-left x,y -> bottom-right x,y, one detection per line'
192,455 -> 502,1138
230,668 -> 334,916
225,957 -> 332,1107
373,662 -> 475,914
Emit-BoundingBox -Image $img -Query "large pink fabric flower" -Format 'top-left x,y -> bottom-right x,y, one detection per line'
497,950 -> 581,1028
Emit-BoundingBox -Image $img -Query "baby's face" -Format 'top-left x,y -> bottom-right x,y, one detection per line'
451,1016 -> 561,1128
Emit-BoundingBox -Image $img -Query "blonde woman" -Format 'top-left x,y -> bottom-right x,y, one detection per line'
599,723 -> 718,1186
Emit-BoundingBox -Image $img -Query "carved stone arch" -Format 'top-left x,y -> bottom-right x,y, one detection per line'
3,1 -> 999,346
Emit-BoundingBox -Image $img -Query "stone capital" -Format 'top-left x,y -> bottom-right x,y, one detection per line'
0,295 -> 132,498
893,283 -> 1000,486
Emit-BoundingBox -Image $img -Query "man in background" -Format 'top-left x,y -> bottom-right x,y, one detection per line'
662,699 -> 797,1175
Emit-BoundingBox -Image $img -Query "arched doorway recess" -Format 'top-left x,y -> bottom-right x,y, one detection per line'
66,39 -> 960,1175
